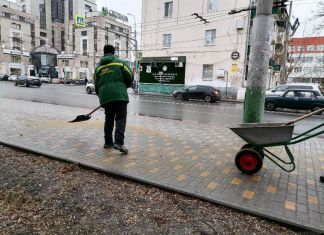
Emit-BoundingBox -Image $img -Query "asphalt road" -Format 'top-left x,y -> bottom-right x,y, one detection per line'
0,81 -> 323,135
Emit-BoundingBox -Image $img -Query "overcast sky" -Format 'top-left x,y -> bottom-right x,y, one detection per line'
7,0 -> 323,37
291,0 -> 323,37
96,0 -> 323,37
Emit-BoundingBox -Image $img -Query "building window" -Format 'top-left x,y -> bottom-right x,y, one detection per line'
163,34 -> 171,48
203,64 -> 213,81
317,57 -> 324,63
80,61 -> 89,68
82,39 -> 88,55
115,34 -> 121,40
13,41 -> 21,50
207,0 -> 218,12
52,29 -> 55,46
85,4 -> 92,14
40,32 -> 47,37
11,23 -> 21,30
297,45 -> 304,52
12,32 -> 21,38
164,2 -> 173,17
39,0 -> 46,29
22,5 -> 26,13
40,39 -> 46,45
81,31 -> 87,36
11,55 -> 21,63
294,67 -> 302,73
313,67 -> 323,73
11,14 -> 19,20
69,0 -> 73,20
303,67 -> 312,73
205,29 -> 216,45
61,30 -> 65,51
317,44 -> 324,51
62,59 -> 69,66
306,45 -> 314,52
115,42 -> 120,57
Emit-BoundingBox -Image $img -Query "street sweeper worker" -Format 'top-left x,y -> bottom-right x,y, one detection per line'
94,44 -> 134,153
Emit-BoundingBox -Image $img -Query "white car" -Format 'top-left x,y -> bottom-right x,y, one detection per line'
40,77 -> 51,83
8,75 -> 18,81
51,78 -> 60,84
266,83 -> 322,96
86,82 -> 95,94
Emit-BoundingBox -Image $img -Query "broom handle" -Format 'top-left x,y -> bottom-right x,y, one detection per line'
284,107 -> 324,126
88,105 -> 102,116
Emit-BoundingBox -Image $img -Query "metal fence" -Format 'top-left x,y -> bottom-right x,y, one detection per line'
138,83 -> 239,99
139,83 -> 185,94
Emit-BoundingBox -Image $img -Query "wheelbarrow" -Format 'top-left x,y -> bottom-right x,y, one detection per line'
229,108 -> 324,175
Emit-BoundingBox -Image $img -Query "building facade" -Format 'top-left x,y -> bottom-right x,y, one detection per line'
140,0 -> 289,97
0,0 -> 40,76
288,37 -> 324,85
141,0 -> 251,96
57,10 -> 132,80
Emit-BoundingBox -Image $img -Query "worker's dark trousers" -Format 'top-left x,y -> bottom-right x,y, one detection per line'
103,101 -> 128,146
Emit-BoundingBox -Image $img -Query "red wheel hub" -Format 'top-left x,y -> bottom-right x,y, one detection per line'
239,153 -> 258,171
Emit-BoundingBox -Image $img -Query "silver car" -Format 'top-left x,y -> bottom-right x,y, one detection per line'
86,81 -> 95,94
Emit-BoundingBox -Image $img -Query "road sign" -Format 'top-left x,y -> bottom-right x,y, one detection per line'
75,15 -> 85,27
231,51 -> 240,60
137,51 -> 143,60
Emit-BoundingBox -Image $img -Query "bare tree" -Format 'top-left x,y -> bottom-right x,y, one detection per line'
314,2 -> 324,32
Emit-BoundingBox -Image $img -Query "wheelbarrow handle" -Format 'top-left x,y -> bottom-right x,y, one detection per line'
284,107 -> 324,126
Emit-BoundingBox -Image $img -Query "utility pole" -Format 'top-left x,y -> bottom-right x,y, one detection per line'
127,13 -> 139,93
243,0 -> 274,123
280,1 -> 292,84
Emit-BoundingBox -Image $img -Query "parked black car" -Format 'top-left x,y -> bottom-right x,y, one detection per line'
0,74 -> 9,81
173,85 -> 221,103
265,89 -> 324,114
14,75 -> 41,87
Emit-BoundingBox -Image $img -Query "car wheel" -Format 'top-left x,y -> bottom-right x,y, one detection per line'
265,101 -> 276,111
176,93 -> 183,100
311,106 -> 323,115
235,148 -> 263,174
86,87 -> 92,94
25,82 -> 30,87
204,95 -> 212,103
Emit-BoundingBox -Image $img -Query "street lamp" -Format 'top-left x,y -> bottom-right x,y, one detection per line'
1,44 -> 5,75
127,13 -> 139,93
61,51 -> 65,83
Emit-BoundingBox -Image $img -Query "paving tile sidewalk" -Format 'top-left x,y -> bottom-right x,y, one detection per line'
0,98 -> 323,232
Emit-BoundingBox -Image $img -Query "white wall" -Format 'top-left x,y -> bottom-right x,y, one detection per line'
141,0 -> 250,88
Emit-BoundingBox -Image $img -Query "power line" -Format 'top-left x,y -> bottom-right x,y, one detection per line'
141,31 -> 248,48
139,14 -> 243,36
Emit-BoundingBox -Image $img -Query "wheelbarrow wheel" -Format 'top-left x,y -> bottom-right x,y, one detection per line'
235,149 -> 263,174
240,144 -> 264,159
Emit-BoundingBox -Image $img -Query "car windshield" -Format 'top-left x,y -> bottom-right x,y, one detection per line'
274,85 -> 288,92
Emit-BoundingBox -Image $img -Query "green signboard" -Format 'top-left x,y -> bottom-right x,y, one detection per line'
140,62 -> 185,85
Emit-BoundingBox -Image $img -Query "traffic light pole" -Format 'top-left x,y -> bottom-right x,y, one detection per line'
243,0 -> 274,123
